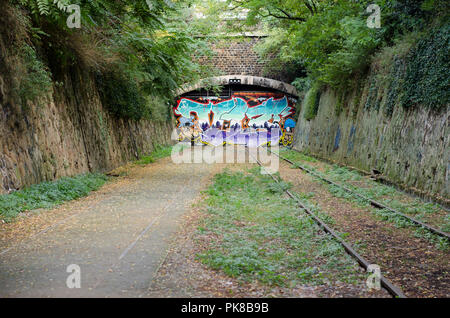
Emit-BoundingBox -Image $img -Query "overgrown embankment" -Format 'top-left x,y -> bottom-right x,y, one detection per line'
293,25 -> 449,203
0,34 -> 173,194
0,1 -> 209,194
211,0 -> 449,202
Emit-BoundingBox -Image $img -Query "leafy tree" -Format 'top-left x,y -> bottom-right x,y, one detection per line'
13,0 -> 218,120
213,0 -> 448,97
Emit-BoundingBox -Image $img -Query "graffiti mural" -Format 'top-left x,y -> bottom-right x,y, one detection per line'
174,92 -> 297,147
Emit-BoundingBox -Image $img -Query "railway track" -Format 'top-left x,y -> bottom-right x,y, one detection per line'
269,147 -> 450,240
247,148 -> 407,298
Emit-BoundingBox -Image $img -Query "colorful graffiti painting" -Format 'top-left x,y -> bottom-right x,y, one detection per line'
174,92 -> 297,147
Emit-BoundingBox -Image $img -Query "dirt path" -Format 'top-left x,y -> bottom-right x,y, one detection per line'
0,156 -> 226,297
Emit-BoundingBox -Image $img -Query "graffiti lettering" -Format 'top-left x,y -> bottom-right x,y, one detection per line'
174,92 -> 297,147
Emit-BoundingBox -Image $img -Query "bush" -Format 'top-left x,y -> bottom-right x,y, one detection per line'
317,16 -> 379,88
400,23 -> 450,110
303,83 -> 322,121
17,44 -> 52,106
96,71 -> 147,121
292,77 -> 312,95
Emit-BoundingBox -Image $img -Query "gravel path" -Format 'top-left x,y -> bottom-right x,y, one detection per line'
0,156 -> 222,297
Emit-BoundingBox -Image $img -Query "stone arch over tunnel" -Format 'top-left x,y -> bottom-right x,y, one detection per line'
174,75 -> 299,147
177,75 -> 298,97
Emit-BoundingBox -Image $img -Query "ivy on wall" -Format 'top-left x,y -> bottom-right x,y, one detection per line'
384,58 -> 405,117
303,83 -> 322,121
401,23 -> 449,110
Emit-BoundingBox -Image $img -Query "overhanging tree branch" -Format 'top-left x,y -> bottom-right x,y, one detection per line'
260,8 -> 306,22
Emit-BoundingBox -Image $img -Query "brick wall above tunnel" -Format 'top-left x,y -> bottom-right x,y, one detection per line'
194,35 -> 303,85
196,36 -> 267,78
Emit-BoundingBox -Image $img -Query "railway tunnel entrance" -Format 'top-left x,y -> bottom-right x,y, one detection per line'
174,75 -> 299,147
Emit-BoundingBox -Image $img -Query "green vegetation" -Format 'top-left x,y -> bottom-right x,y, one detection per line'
208,0 -> 449,111
383,57 -> 404,116
0,173 -> 108,222
96,71 -> 146,121
364,77 -> 379,110
303,83 -> 322,120
17,44 -> 53,106
0,144 -> 175,222
280,149 -> 449,249
210,0 -> 383,89
196,167 -> 364,286
135,144 -> 174,165
11,0 -> 216,119
280,148 -> 318,163
400,24 -> 450,110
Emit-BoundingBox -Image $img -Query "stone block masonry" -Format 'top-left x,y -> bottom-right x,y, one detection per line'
293,84 -> 449,204
196,37 -> 267,77
0,66 -> 172,194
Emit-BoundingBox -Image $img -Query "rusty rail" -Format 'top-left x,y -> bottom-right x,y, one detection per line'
270,148 -> 450,240
247,149 -> 406,298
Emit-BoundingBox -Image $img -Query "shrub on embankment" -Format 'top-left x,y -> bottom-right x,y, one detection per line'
5,0 -> 215,120
227,0 -> 449,120
219,0 -> 449,200
296,3 -> 449,120
0,1 -> 218,194
0,173 -> 108,222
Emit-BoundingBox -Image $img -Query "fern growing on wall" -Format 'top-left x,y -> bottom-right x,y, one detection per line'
17,0 -> 71,16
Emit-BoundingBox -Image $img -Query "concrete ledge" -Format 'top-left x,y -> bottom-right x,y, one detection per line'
177,75 -> 298,97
